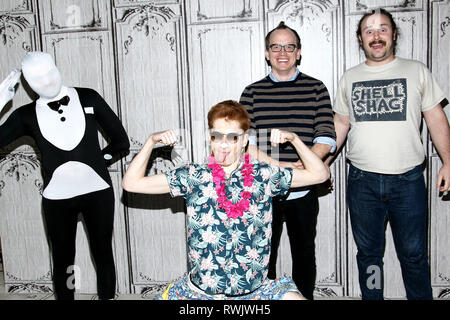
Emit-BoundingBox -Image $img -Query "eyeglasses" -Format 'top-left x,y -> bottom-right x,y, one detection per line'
210,131 -> 244,144
269,44 -> 297,52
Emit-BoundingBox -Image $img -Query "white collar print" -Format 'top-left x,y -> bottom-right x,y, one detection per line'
35,86 -> 86,151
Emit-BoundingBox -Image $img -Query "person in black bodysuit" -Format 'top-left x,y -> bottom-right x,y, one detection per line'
0,52 -> 130,300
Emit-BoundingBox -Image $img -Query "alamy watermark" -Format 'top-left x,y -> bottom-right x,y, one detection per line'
366,265 -> 381,290
65,5 -> 81,27
66,265 -> 81,290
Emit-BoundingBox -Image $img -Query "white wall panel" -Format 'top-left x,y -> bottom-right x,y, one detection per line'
115,4 -> 188,147
429,156 -> 450,299
42,32 -> 116,106
186,0 -> 261,24
38,0 -> 110,33
114,0 -> 178,8
114,3 -> 189,294
345,0 -> 424,14
430,0 -> 450,300
0,10 -> 39,145
187,21 -> 265,162
0,5 -> 51,295
0,153 -> 52,293
0,0 -> 34,13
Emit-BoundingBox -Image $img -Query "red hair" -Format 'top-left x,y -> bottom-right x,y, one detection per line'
207,100 -> 250,131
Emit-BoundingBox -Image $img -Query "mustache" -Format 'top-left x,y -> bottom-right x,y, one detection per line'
369,40 -> 386,47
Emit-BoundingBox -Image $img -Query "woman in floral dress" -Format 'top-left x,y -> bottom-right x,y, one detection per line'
122,100 -> 329,300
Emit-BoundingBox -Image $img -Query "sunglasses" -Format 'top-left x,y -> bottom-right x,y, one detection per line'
210,131 -> 244,144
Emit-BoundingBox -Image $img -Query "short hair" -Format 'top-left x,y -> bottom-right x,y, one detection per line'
265,21 -> 301,50
356,8 -> 398,54
264,21 -> 302,66
207,100 -> 250,132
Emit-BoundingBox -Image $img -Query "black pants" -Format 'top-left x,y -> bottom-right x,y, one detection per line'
268,189 -> 319,300
42,188 -> 116,300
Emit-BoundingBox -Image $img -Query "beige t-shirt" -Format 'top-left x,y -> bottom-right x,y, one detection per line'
333,57 -> 446,174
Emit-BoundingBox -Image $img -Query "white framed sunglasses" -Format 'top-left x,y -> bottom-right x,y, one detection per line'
210,131 -> 244,144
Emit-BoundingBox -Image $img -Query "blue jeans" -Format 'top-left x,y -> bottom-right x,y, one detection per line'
347,164 -> 432,300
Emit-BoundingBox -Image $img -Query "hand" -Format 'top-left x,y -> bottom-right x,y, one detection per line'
270,129 -> 296,146
325,175 -> 334,191
437,163 -> 450,193
151,129 -> 177,146
0,69 -> 21,109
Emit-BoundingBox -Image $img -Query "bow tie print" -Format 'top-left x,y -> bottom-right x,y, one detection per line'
47,95 -> 70,111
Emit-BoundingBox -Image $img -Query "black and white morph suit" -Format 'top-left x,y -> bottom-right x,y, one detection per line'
0,52 -> 130,300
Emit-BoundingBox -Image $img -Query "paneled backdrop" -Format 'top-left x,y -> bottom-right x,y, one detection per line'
0,0 -> 449,299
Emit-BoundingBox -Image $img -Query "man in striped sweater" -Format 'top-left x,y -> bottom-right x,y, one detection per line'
239,22 -> 336,300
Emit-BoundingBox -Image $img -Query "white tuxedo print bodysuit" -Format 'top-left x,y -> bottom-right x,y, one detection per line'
0,52 -> 129,300
36,86 -> 110,199
1,86 -> 129,198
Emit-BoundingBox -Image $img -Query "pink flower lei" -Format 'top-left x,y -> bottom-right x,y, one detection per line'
207,153 -> 254,219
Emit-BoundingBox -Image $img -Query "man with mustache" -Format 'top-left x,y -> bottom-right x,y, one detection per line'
329,8 -> 450,300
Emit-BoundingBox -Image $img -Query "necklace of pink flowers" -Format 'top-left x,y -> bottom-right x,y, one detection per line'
207,153 -> 254,219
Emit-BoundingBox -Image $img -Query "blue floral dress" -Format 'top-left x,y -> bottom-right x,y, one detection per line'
158,157 -> 300,299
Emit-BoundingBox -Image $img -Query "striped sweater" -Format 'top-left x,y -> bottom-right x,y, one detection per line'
239,72 -> 336,162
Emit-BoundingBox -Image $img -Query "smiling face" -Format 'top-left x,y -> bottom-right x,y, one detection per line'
265,28 -> 301,80
358,13 -> 396,66
21,52 -> 62,99
209,118 -> 248,172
